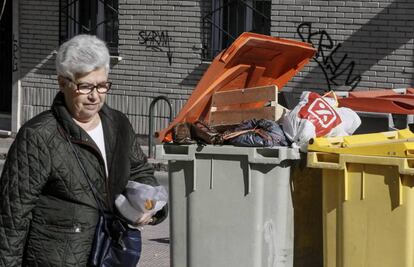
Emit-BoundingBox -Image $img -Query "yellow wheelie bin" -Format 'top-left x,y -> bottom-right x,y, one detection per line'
307,128 -> 414,267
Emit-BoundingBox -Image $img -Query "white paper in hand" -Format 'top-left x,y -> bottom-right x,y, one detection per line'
124,181 -> 168,215
115,194 -> 144,224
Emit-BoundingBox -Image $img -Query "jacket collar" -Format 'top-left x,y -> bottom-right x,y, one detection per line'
52,92 -> 88,142
52,91 -> 118,174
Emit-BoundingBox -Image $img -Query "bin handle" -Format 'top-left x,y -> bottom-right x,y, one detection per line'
309,153 -> 414,204
400,159 -> 414,175
307,152 -> 344,170
406,150 -> 414,157
155,144 -> 196,161
248,147 -> 300,164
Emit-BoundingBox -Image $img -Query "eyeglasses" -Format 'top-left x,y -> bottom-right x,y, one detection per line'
63,77 -> 112,94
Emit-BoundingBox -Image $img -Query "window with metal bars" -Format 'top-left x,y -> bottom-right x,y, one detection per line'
202,0 -> 271,61
59,0 -> 119,55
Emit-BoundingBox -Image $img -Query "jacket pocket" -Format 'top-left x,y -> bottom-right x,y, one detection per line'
25,222 -> 93,267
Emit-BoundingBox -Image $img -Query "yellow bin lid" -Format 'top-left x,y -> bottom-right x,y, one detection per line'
308,128 -> 414,158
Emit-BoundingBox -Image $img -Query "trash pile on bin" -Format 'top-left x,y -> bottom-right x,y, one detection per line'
156,32 -> 414,267
158,32 -> 414,152
157,32 -> 362,152
165,90 -> 362,152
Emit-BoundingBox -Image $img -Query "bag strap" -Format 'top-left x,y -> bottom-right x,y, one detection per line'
222,127 -> 272,141
322,90 -> 338,107
64,132 -> 106,214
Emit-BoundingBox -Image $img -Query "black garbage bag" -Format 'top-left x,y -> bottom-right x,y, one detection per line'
223,119 -> 289,147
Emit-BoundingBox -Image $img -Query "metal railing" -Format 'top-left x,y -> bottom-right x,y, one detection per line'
148,96 -> 173,158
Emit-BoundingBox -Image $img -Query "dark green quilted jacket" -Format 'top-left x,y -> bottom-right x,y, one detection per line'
0,92 -> 162,266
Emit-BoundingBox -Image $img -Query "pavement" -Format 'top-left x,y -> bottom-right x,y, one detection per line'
139,171 -> 170,267
0,135 -> 171,267
0,135 -> 13,160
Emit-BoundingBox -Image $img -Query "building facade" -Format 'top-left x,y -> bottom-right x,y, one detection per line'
1,0 -> 414,136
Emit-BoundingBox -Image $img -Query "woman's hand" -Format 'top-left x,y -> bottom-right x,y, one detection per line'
136,212 -> 154,226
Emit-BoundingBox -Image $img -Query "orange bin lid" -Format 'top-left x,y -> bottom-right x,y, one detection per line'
337,88 -> 414,114
338,97 -> 414,114
157,32 -> 317,142
347,89 -> 398,98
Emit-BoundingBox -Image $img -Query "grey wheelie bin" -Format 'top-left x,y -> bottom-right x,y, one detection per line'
156,144 -> 300,267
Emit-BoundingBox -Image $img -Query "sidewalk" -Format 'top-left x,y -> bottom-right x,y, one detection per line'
0,136 -> 13,160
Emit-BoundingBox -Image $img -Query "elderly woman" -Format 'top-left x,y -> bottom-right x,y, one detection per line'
0,34 -> 167,266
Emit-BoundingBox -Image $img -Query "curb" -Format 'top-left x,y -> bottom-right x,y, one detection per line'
0,130 -> 13,138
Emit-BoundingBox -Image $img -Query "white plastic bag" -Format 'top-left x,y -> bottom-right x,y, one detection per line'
115,181 -> 168,226
282,91 -> 360,151
329,106 -> 361,137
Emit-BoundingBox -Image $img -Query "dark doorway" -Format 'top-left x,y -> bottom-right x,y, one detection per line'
0,0 -> 12,114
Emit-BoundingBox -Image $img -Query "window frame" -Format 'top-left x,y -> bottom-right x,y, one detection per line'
59,0 -> 119,55
202,0 -> 271,61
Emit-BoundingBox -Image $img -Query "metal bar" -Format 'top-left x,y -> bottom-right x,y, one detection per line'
148,96 -> 173,158
59,0 -> 61,43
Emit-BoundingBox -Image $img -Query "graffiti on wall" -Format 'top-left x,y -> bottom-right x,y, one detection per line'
297,22 -> 361,91
12,34 -> 18,72
138,30 -> 173,65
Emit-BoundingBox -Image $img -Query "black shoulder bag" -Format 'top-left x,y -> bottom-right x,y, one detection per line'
66,135 -> 142,267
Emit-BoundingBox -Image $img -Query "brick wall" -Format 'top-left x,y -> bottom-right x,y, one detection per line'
19,0 -> 209,135
19,0 -> 59,123
113,0 -> 209,135
271,0 -> 414,98
18,0 -> 414,134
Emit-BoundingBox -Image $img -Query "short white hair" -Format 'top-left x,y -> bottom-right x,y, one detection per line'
56,34 -> 110,80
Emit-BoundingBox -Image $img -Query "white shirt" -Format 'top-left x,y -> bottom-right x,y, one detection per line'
87,121 -> 108,177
